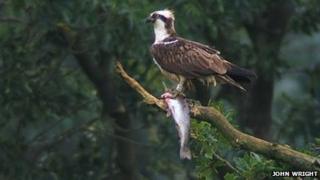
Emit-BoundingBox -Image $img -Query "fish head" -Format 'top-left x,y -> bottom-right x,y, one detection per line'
161,92 -> 174,99
161,92 -> 175,109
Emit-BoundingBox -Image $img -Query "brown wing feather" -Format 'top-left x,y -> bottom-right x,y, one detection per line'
179,37 -> 221,55
150,37 -> 228,79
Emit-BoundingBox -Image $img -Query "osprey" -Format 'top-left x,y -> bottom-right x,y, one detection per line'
146,9 -> 256,93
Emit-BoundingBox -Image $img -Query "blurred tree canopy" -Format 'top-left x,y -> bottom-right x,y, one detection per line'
0,0 -> 319,179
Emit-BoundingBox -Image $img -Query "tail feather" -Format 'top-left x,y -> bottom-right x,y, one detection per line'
218,75 -> 247,92
180,146 -> 192,160
227,64 -> 257,83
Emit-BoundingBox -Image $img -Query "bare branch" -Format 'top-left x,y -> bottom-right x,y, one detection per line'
115,62 -> 166,110
212,151 -> 241,174
0,17 -> 22,23
115,61 -> 320,171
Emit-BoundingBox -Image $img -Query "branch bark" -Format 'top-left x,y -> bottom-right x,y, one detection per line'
116,61 -> 320,171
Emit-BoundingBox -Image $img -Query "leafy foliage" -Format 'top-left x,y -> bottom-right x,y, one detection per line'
191,104 -> 290,179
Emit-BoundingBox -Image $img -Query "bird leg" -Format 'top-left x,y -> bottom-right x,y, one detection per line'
176,76 -> 186,92
186,99 -> 201,107
173,76 -> 186,98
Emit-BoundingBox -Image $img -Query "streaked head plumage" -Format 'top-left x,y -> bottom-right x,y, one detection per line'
146,9 -> 176,43
152,9 -> 175,20
146,9 -> 175,24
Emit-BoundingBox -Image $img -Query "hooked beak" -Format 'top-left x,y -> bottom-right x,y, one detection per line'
145,16 -> 155,23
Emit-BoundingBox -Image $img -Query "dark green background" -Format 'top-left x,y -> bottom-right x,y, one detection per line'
0,0 -> 319,179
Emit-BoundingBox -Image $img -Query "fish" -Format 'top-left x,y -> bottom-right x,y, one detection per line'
161,92 -> 192,160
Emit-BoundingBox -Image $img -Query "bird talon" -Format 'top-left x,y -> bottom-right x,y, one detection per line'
186,99 -> 201,106
172,90 -> 185,98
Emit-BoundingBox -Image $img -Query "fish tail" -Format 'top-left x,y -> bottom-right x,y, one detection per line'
180,146 -> 192,160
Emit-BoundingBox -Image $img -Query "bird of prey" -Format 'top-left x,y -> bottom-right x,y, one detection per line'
146,9 -> 256,94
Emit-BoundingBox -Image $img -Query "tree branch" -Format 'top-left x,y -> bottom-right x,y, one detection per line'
212,151 -> 240,174
0,17 -> 22,23
115,61 -> 320,171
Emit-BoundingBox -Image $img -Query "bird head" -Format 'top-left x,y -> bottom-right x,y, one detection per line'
146,9 -> 176,43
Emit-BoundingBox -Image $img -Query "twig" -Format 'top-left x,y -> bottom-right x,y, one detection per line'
212,152 -> 241,174
104,131 -> 153,147
26,117 -> 100,161
28,99 -> 97,144
0,17 -> 22,23
115,61 -> 320,171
